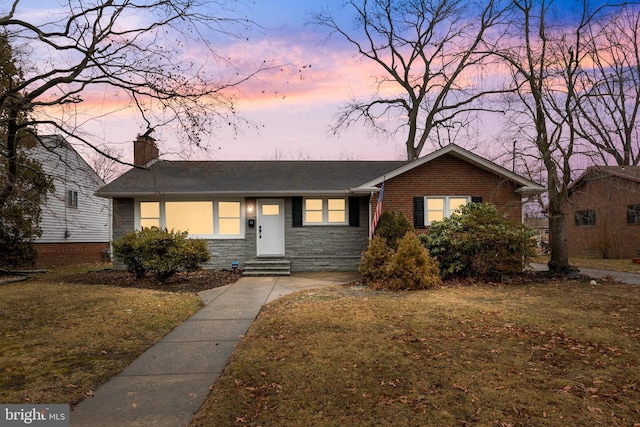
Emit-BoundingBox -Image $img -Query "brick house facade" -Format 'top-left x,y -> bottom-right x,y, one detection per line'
98,140 -> 544,272
34,242 -> 111,267
565,166 -> 640,259
372,154 -> 524,229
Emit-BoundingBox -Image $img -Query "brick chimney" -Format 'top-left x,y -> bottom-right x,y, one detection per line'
134,131 -> 159,167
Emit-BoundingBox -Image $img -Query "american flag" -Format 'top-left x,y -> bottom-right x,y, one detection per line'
370,180 -> 385,239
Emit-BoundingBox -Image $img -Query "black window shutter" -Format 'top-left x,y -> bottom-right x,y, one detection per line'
348,197 -> 360,227
471,196 -> 483,203
292,197 -> 303,227
413,197 -> 425,228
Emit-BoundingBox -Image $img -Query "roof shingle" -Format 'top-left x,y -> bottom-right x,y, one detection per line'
97,160 -> 408,197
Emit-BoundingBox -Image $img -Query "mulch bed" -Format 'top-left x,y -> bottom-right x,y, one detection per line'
59,269 -> 241,293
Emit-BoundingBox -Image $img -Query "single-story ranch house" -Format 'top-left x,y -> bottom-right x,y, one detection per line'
96,135 -> 545,273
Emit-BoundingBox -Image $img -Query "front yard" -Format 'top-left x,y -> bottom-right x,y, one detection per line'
0,265 -> 234,405
1,262 -> 639,426
190,278 -> 640,426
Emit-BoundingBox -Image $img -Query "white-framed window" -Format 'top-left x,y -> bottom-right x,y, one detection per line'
136,199 -> 244,238
303,197 -> 347,225
67,190 -> 78,208
166,201 -> 214,235
425,196 -> 469,224
140,201 -> 160,228
217,200 -> 242,236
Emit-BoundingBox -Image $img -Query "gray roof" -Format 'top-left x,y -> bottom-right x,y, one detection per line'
96,160 -> 408,197
96,144 -> 546,198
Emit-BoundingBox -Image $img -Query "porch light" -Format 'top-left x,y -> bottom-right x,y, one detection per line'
247,204 -> 254,213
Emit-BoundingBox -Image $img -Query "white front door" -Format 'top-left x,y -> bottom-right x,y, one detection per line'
257,199 -> 285,256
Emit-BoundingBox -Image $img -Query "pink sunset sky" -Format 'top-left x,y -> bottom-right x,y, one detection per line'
13,0 -> 595,166
13,0 -> 414,163
15,0 -> 505,165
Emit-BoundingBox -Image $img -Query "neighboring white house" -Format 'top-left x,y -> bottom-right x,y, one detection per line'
29,135 -> 111,266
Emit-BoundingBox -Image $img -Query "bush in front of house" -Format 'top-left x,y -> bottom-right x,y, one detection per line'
360,232 -> 441,290
373,211 -> 414,250
359,236 -> 393,283
112,227 -> 211,282
419,203 -> 536,278
386,232 -> 442,290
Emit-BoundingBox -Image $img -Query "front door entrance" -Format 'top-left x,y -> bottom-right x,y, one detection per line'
257,199 -> 285,256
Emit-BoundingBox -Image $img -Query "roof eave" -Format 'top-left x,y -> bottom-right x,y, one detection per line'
95,189 -> 358,199
515,186 -> 546,195
358,144 -> 544,190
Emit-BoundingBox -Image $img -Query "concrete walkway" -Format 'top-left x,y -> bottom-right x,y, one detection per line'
71,272 -> 360,427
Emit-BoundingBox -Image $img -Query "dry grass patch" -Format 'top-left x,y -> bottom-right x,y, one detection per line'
191,280 -> 640,427
0,277 -> 202,405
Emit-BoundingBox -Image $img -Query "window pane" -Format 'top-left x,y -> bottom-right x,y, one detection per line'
306,199 -> 323,211
262,204 -> 280,216
328,210 -> 345,223
140,218 -> 160,229
305,199 -> 323,223
426,198 -> 444,210
449,198 -> 468,213
327,199 -> 346,223
328,199 -> 345,210
140,202 -> 159,217
140,202 -> 160,229
574,209 -> 596,227
628,205 -> 640,224
166,201 -> 213,234
219,218 -> 241,235
306,211 -> 323,223
217,201 -> 241,235
427,211 -> 444,222
219,201 -> 241,218
426,198 -> 445,224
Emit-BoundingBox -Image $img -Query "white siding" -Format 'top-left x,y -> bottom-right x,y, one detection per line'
30,136 -> 111,244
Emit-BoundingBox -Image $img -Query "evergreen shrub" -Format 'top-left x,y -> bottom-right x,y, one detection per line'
373,211 -> 413,250
112,227 -> 211,282
386,232 -> 442,290
420,203 -> 536,278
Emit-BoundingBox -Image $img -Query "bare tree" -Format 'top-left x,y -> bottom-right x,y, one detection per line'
0,0 -> 274,209
495,0 -> 625,272
574,5 -> 640,166
86,144 -> 125,183
309,0 -> 512,160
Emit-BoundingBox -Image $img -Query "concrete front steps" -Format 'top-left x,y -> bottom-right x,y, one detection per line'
242,258 -> 291,276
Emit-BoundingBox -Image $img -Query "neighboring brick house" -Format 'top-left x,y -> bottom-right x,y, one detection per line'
96,136 -> 544,273
30,135 -> 111,266
565,166 -> 640,259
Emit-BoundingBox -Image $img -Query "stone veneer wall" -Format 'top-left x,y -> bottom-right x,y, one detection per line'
285,197 -> 369,271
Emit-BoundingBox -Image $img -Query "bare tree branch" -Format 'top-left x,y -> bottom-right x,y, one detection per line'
0,0 -> 278,208
309,0 -> 513,160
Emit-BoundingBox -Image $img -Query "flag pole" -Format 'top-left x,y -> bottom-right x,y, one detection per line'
370,177 -> 385,239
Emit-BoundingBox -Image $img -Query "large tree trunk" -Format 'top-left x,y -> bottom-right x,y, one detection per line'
546,171 -> 569,272
0,113 -> 19,210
